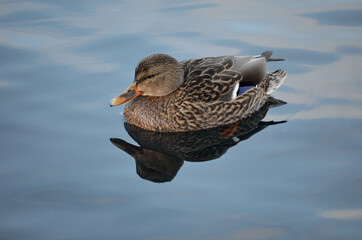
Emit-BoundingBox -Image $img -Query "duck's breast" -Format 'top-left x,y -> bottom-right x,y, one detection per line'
123,96 -> 171,131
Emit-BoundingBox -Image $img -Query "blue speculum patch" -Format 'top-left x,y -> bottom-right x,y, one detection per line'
237,86 -> 254,95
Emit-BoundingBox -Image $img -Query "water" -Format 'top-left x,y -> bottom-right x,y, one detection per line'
1,1 -> 361,239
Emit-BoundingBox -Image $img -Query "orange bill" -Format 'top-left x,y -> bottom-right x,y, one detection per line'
110,83 -> 143,107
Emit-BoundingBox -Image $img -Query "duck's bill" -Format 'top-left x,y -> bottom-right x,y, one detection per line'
110,83 -> 143,107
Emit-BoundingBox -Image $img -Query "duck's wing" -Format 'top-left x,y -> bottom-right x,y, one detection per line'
180,52 -> 277,103
232,51 -> 284,85
180,56 -> 243,103
170,86 -> 267,131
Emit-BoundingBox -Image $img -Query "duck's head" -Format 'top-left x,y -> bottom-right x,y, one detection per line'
110,53 -> 184,107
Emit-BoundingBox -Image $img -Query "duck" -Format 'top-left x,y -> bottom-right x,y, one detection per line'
110,51 -> 287,132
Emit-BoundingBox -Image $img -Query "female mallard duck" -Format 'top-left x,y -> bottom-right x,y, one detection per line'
110,51 -> 287,132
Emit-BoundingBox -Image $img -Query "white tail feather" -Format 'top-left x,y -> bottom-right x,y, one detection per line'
266,70 -> 287,95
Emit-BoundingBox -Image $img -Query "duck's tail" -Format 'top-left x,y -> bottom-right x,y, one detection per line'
258,69 -> 287,95
261,51 -> 285,62
265,69 -> 287,94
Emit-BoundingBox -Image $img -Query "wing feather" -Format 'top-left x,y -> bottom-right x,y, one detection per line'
181,56 -> 242,103
175,87 -> 268,131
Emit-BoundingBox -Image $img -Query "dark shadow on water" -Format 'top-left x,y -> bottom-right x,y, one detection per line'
110,97 -> 287,183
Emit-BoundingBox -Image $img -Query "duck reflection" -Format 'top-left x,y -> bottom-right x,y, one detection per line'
111,97 -> 286,183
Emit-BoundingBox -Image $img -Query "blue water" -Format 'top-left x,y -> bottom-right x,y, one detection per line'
1,1 -> 362,239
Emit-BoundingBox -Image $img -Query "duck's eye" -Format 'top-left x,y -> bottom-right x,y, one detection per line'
144,74 -> 156,80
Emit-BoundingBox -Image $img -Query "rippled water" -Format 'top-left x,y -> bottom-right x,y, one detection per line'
1,1 -> 362,239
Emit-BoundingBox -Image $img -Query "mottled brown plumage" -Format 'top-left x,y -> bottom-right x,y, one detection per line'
110,51 -> 287,132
